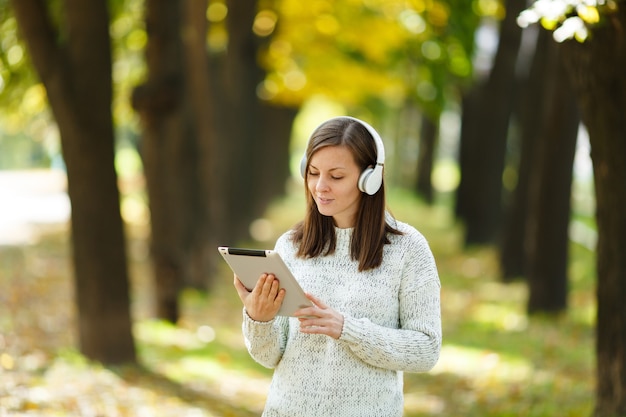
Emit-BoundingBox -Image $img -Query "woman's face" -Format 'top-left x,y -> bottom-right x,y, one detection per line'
307,145 -> 362,228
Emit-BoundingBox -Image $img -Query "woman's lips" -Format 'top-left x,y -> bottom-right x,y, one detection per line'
317,196 -> 333,205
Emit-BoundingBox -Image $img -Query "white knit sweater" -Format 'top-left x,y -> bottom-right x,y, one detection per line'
242,219 -> 441,417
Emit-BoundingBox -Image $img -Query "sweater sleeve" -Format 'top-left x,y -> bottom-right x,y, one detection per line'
339,232 -> 442,373
242,309 -> 290,369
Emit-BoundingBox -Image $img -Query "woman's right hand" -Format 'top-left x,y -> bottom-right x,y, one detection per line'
233,273 -> 286,322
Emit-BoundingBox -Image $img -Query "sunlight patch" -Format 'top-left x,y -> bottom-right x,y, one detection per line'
134,320 -> 212,350
431,344 -> 533,382
473,303 -> 528,332
404,392 -> 445,414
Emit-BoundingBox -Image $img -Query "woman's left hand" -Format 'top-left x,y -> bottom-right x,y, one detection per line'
295,293 -> 344,340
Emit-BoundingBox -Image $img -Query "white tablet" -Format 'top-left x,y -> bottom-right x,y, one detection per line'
218,246 -> 312,316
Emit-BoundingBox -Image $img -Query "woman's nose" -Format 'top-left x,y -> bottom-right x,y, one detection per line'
315,176 -> 329,192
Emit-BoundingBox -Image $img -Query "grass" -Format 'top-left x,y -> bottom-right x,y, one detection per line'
0,186 -> 596,416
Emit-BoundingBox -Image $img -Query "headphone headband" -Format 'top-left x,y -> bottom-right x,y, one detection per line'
340,116 -> 385,166
300,116 -> 385,195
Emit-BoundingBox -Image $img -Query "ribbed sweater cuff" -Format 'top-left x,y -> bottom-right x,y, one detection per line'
339,316 -> 364,344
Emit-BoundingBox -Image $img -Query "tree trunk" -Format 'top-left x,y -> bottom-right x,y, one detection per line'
181,0 -> 222,289
11,0 -> 135,364
214,0 -> 295,243
455,89 -> 481,222
525,40 -> 578,314
415,114 -> 438,204
217,0 -> 265,241
560,7 -> 626,415
457,0 -> 526,245
132,0 -> 194,322
499,28 -> 552,281
258,104 -> 299,210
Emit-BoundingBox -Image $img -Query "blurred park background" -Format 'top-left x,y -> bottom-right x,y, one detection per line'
1,0 -> 625,416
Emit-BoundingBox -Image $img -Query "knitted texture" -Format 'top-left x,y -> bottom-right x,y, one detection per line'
242,219 -> 441,417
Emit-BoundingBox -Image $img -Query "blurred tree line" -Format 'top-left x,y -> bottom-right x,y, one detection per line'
1,0 -> 625,414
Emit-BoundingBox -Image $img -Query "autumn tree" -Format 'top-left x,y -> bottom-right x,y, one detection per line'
520,1 -> 626,414
455,0 -> 526,245
412,0 -> 479,203
263,0 -> 478,197
10,0 -> 135,364
132,0 -> 201,323
499,28 -> 552,281
499,24 -> 579,314
132,0 -> 298,321
180,0 -> 223,293
525,38 -> 579,313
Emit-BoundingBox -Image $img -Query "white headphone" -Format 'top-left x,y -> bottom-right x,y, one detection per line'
300,116 -> 385,195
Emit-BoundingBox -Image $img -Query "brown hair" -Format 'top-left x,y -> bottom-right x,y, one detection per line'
292,117 -> 402,271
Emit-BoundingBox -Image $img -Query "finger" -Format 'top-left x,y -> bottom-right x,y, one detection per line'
295,306 -> 320,320
252,273 -> 269,294
274,288 -> 286,306
261,274 -> 279,296
305,292 -> 328,309
233,274 -> 247,289
299,320 -> 329,336
233,275 -> 250,298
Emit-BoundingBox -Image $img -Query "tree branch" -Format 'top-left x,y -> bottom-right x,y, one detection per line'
10,0 -> 66,93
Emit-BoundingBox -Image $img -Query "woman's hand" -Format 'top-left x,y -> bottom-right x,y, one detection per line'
233,273 -> 286,322
295,293 -> 344,339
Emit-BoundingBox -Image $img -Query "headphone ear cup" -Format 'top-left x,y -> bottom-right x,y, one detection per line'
358,167 -> 375,194
300,154 -> 308,178
359,166 -> 383,195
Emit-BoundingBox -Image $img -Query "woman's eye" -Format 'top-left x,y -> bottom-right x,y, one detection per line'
307,171 -> 342,180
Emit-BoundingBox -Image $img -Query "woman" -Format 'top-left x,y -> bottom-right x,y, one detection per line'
234,116 -> 441,417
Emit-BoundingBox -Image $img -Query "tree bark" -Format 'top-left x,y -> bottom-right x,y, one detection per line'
560,7 -> 626,415
257,104 -> 298,210
499,28 -> 552,281
525,40 -> 578,314
216,0 -> 264,240
415,114 -> 438,204
455,89 -> 480,222
181,0 -> 222,289
215,0 -> 295,242
11,0 -> 135,364
132,0 -> 194,322
456,0 -> 526,245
